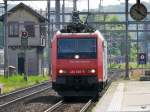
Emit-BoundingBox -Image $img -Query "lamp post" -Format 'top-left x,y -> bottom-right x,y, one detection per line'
125,0 -> 129,79
4,0 -> 9,78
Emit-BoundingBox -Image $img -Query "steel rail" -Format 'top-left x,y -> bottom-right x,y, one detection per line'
0,86 -> 51,108
80,100 -> 92,112
0,81 -> 49,98
43,100 -> 63,112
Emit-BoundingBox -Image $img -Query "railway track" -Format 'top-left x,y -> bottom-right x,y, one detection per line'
43,99 -> 92,112
80,100 -> 92,112
44,100 -> 64,112
42,71 -> 113,112
24,90 -> 60,112
0,70 -> 115,112
0,81 -> 51,110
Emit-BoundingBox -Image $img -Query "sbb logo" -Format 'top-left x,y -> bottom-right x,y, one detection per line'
138,53 -> 146,64
21,31 -> 28,38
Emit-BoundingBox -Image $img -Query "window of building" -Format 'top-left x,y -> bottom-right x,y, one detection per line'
8,22 -> 19,37
40,25 -> 46,38
24,22 -> 35,37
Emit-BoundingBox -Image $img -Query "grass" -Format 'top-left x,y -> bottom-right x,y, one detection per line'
0,75 -> 49,93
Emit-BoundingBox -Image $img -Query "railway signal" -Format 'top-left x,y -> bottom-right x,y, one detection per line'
21,31 -> 28,38
21,31 -> 28,48
21,31 -> 28,81
138,53 -> 147,64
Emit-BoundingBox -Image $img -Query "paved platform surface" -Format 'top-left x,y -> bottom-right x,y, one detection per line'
92,81 -> 150,112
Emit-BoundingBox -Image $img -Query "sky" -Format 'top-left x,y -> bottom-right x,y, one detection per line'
0,0 -> 149,11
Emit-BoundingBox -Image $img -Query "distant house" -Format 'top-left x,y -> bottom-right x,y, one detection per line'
1,3 -> 47,75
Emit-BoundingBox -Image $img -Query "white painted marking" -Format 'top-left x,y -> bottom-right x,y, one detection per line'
107,83 -> 124,111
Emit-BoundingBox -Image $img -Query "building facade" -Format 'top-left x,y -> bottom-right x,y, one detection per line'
4,3 -> 47,75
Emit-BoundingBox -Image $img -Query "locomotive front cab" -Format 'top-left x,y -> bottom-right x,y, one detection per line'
52,32 -> 105,97
51,11 -> 107,97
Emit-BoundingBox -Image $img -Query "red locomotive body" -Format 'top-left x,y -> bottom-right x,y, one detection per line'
51,30 -> 107,97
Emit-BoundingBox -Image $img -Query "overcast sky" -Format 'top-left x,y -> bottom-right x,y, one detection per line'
0,0 -> 149,10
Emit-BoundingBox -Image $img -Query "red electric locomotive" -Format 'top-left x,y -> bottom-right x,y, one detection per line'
51,12 -> 107,97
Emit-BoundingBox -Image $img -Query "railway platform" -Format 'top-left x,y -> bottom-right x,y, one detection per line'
92,80 -> 150,112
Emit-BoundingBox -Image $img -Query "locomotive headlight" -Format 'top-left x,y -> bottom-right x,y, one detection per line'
91,69 -> 96,73
59,69 -> 64,74
74,55 -> 79,59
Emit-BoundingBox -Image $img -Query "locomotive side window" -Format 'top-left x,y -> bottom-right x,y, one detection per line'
57,38 -> 97,59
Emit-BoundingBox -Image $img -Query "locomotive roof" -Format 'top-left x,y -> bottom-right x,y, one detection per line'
54,30 -> 105,41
